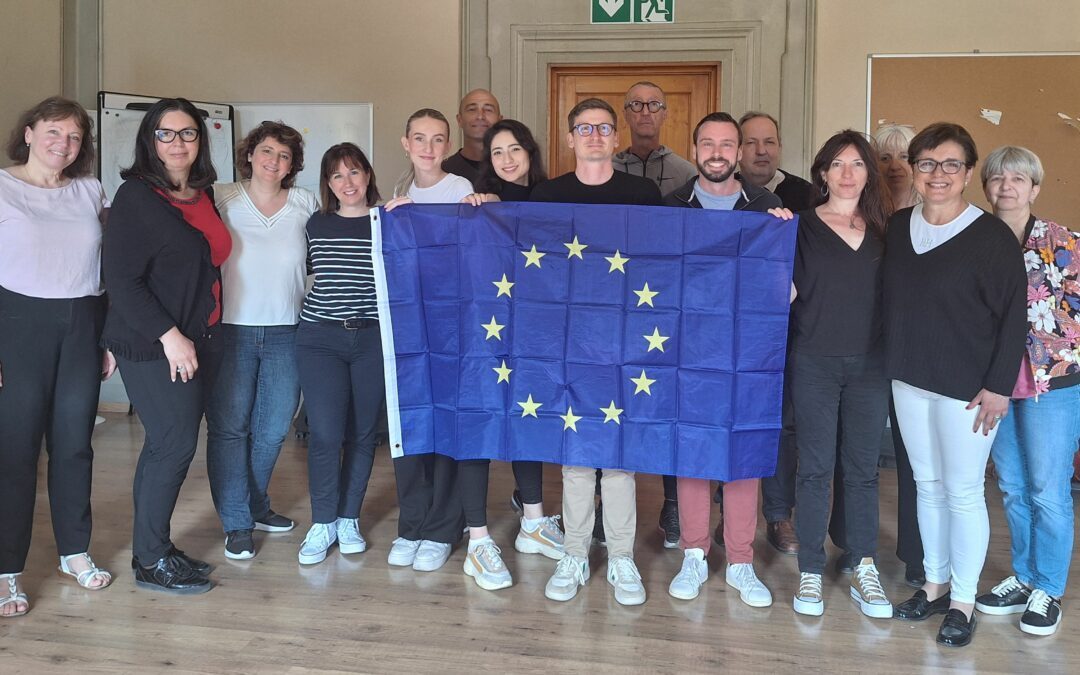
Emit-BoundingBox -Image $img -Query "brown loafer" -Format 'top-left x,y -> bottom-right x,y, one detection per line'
767,520 -> 799,555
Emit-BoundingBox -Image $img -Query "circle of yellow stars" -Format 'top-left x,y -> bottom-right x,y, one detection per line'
482,235 -> 668,432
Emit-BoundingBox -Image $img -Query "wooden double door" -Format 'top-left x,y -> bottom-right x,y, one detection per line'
547,62 -> 720,177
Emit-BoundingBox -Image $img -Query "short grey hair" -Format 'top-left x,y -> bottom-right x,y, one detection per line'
624,81 -> 665,104
873,123 -> 916,155
980,145 -> 1045,187
738,111 -> 781,142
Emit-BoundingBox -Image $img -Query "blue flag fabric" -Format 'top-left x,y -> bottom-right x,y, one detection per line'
372,202 -> 797,481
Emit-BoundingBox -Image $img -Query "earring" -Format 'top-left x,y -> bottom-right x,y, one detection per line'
820,183 -> 829,197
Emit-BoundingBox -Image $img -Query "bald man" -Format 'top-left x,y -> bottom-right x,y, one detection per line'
442,88 -> 502,186
613,81 -> 696,197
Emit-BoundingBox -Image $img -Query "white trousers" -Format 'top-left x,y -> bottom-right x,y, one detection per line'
891,380 -> 998,604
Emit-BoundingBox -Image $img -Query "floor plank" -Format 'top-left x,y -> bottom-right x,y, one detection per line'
1,413 -> 1076,674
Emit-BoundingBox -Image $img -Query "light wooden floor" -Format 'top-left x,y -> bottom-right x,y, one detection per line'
1,413 -> 1076,674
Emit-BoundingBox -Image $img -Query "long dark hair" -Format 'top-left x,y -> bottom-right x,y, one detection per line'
476,119 -> 547,193
7,96 -> 96,178
809,130 -> 889,238
121,97 -> 216,191
319,143 -> 380,214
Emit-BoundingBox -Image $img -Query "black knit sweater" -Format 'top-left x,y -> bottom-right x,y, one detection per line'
883,206 -> 1027,400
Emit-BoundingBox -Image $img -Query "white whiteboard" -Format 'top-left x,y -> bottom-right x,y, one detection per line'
232,103 -> 374,195
97,92 -> 235,201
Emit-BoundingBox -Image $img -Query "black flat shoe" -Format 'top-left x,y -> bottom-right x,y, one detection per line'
905,565 -> 926,588
936,608 -> 976,647
134,555 -> 212,595
896,590 -> 951,621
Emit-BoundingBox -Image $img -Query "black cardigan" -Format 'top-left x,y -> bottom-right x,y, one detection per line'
101,178 -> 222,361
883,206 -> 1027,400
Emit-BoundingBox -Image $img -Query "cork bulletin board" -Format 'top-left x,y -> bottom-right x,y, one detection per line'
868,53 -> 1080,228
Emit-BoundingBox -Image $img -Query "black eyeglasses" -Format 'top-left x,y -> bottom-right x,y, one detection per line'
154,128 -> 200,143
572,123 -> 615,137
625,100 -> 665,113
914,158 -> 967,174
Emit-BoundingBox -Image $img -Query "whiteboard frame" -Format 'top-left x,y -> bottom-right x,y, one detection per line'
231,101 -> 375,161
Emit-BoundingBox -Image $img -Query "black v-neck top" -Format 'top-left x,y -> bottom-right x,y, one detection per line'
790,208 -> 885,356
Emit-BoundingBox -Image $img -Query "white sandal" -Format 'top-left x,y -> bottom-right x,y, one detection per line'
58,553 -> 113,590
1,573 -> 29,618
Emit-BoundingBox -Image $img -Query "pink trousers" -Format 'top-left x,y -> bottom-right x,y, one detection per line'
677,477 -> 759,564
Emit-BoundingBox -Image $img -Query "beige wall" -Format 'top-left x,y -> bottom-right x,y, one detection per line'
0,0 -> 64,160
101,0 -> 460,189
813,0 -> 1080,148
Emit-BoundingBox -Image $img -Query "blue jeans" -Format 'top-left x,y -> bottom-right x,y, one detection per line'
206,325 -> 300,532
991,383 -> 1080,597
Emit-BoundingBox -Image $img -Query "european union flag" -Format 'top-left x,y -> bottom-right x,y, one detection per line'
372,202 -> 797,481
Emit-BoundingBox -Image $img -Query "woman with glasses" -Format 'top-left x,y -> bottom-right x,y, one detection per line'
102,97 -> 232,594
973,146 -> 1079,637
886,122 -> 1026,647
1,97 -> 116,617
205,121 -> 318,561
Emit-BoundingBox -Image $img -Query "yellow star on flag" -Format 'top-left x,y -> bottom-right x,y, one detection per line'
630,370 -> 656,395
521,244 -> 546,268
482,316 -> 505,340
560,406 -> 582,432
600,400 -> 623,424
634,282 -> 659,307
605,249 -> 629,273
493,359 -> 512,383
518,394 -> 543,418
492,273 -> 514,298
643,327 -> 670,352
564,235 -> 587,259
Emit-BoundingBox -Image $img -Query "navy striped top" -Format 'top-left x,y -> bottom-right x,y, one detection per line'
300,212 -> 378,322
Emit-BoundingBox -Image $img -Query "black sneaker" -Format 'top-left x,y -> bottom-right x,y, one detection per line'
658,499 -> 679,549
904,564 -> 926,588
130,546 -> 213,576
510,489 -> 524,515
834,552 -> 854,575
224,530 -> 255,560
1020,590 -> 1062,636
134,555 -> 212,595
592,500 -> 606,547
975,576 -> 1030,615
254,510 -> 295,533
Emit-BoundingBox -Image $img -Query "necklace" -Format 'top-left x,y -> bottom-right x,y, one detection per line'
825,207 -> 862,231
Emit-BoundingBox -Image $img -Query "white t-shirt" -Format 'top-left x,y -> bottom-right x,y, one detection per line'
0,171 -> 108,298
910,202 -> 982,254
215,181 -> 319,325
407,173 -> 473,204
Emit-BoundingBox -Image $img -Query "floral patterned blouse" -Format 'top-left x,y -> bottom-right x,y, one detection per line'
1022,217 -> 1080,393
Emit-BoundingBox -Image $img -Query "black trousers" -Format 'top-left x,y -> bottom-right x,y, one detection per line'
761,381 -> 798,522
458,459 -> 545,527
789,350 -> 889,574
295,321 -> 385,524
394,453 -> 464,543
0,288 -> 105,574
119,327 -> 222,565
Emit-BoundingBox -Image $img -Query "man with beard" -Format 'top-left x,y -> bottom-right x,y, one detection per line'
442,89 -> 501,186
663,112 -> 782,606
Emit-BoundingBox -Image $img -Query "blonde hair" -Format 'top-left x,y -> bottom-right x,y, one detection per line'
394,108 -> 451,198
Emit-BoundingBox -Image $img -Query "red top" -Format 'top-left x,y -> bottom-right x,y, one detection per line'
159,189 -> 232,326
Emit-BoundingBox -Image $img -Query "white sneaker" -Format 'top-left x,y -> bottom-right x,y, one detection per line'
726,563 -> 773,607
387,537 -> 421,566
515,515 -> 566,560
793,572 -> 824,616
850,557 -> 892,618
463,538 -> 513,591
545,555 -> 589,601
668,548 -> 708,600
413,540 -> 452,572
298,523 -> 336,565
607,556 -> 646,606
335,518 -> 367,555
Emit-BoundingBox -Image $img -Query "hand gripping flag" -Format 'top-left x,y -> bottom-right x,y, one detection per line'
371,202 -> 797,481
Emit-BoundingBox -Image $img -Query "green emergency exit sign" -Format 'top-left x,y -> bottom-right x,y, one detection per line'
591,0 -> 675,24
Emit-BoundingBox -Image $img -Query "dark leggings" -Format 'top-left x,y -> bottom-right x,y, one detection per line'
459,459 -> 544,528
